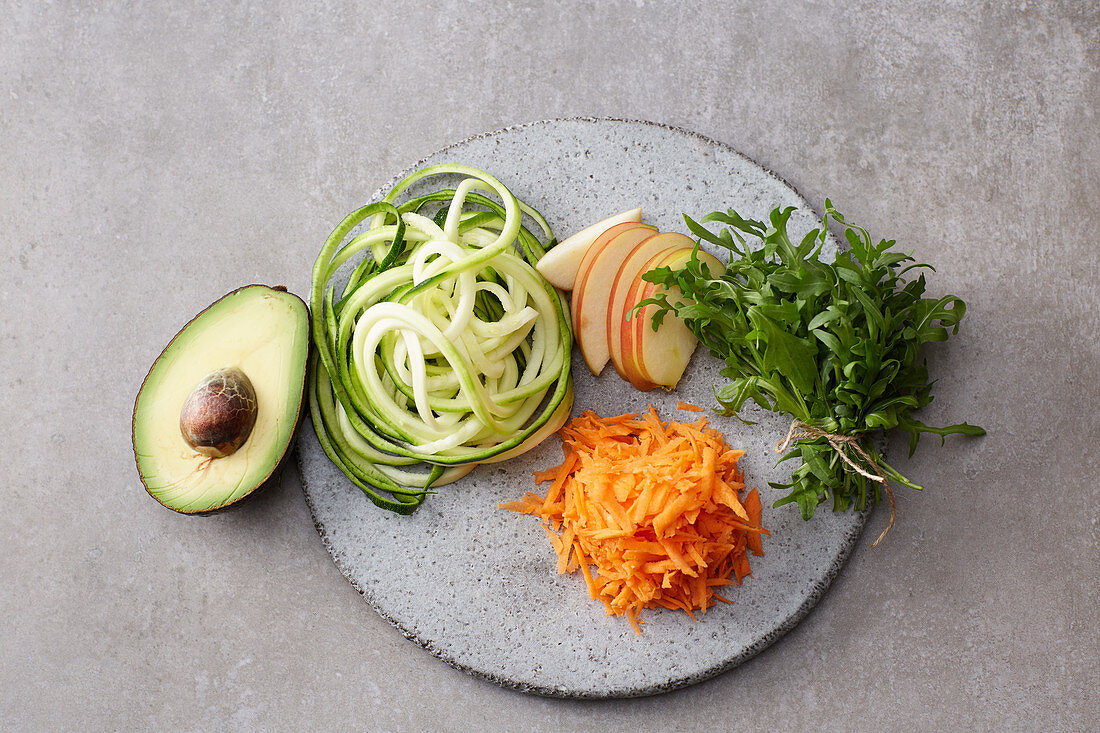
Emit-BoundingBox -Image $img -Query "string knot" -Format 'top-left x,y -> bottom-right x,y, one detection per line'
774,419 -> 896,547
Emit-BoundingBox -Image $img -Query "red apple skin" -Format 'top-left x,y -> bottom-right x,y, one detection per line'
570,223 -> 657,375
569,221 -> 650,373
571,222 -> 654,298
605,232 -> 694,383
536,207 -> 643,290
570,221 -> 654,336
619,269 -> 660,390
618,247 -> 688,390
626,268 -> 679,389
618,248 -> 723,390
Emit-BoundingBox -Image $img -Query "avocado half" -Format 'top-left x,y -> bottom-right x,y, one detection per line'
132,284 -> 310,513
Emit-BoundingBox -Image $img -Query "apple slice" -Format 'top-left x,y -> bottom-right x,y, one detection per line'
620,247 -> 723,390
570,223 -> 658,375
606,232 -> 694,383
616,250 -> 672,390
535,207 -> 643,290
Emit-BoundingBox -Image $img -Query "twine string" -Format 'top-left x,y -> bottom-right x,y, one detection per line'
774,419 -> 896,547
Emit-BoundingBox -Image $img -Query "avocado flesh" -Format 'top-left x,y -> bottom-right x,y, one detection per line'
133,285 -> 309,513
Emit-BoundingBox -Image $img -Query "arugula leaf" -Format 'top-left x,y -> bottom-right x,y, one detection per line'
641,201 -> 985,522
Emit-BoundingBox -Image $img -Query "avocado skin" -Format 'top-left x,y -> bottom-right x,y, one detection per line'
132,284 -> 311,514
172,456 -> 291,517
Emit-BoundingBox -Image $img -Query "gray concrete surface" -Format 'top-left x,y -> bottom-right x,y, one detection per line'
2,1 -> 1096,730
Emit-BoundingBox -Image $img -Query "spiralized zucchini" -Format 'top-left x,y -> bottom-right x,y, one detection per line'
309,164 -> 573,513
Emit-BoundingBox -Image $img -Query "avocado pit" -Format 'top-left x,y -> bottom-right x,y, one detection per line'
179,366 -> 258,458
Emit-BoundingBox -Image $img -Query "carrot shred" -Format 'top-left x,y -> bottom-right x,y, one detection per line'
677,400 -> 705,412
500,408 -> 766,634
745,487 -> 765,556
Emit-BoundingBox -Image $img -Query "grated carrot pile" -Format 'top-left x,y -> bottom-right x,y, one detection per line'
500,406 -> 768,634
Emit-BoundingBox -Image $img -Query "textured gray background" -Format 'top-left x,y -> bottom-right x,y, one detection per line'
2,1 -> 1097,731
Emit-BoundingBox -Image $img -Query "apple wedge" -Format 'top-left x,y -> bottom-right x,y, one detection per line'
535,207 -> 643,290
570,222 -> 657,375
619,247 -> 723,391
616,247 -> 687,390
605,232 -> 694,383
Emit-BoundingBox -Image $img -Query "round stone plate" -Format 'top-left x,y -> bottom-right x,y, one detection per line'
297,118 -> 866,698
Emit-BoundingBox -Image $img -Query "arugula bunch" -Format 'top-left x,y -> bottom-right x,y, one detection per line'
642,201 -> 984,523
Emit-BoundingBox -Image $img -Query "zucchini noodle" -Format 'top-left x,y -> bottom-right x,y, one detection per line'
309,164 -> 574,513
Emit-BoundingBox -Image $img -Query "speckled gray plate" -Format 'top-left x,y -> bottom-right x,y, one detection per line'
297,118 -> 867,698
